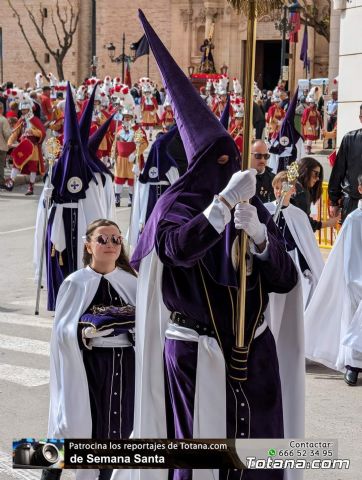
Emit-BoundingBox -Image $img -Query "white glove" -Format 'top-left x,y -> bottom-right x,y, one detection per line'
219,169 -> 256,209
43,186 -> 53,200
132,164 -> 140,175
234,203 -> 266,245
82,326 -> 114,338
128,152 -> 136,163
81,326 -> 114,350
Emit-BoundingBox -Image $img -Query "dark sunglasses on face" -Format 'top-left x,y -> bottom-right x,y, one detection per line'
251,153 -> 270,160
92,234 -> 123,246
311,169 -> 321,179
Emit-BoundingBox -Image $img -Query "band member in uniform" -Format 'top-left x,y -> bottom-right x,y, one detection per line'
266,96 -> 285,140
301,98 -> 322,154
90,91 -> 115,166
160,99 -> 175,131
113,105 -> 148,207
6,97 -> 46,195
140,78 -> 159,141
229,111 -> 244,155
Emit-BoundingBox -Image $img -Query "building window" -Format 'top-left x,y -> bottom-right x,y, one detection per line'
43,8 -> 48,18
44,53 -> 50,63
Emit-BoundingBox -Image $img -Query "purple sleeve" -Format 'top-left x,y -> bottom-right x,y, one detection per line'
155,202 -> 222,267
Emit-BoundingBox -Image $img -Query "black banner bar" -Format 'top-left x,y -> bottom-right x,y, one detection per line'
64,439 -> 245,469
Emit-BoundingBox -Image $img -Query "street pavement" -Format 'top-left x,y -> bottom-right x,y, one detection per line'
0,177 -> 360,480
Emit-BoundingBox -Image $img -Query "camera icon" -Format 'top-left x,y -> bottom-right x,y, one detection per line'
14,441 -> 60,468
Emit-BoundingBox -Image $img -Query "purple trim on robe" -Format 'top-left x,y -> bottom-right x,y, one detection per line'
46,206 -> 78,311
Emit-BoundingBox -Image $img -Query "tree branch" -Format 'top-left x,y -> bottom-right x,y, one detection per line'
23,0 -> 58,56
51,7 -> 64,49
7,0 -> 48,78
39,4 -> 45,34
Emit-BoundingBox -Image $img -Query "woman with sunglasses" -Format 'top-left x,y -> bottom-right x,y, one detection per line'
44,219 -> 137,480
291,157 -> 339,232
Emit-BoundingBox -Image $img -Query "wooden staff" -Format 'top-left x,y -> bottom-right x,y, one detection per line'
127,128 -> 144,254
230,0 -> 284,380
35,138 -> 61,315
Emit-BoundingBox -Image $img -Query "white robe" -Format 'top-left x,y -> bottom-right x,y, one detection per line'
48,266 -> 136,480
264,201 -> 324,308
33,189 -> 47,285
264,202 -> 324,480
128,166 -> 179,250
305,205 -> 362,371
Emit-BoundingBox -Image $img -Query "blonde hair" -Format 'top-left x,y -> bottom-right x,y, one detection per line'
272,171 -> 288,188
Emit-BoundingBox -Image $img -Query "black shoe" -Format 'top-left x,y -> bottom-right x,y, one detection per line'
4,179 -> 14,191
344,368 -> 358,386
40,468 -> 62,480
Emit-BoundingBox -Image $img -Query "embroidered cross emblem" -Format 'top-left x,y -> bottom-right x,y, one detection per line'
70,180 -> 80,191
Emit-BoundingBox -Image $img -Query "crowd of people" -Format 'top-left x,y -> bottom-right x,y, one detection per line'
2,9 -> 361,480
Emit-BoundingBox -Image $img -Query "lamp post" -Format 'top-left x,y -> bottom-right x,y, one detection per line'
274,5 -> 293,81
106,33 -> 134,83
288,1 -> 302,92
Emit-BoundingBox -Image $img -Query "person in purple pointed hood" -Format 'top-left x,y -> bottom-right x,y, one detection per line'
120,11 -> 298,480
268,88 -> 306,174
129,125 -> 181,249
43,82 -> 116,311
79,82 -> 117,220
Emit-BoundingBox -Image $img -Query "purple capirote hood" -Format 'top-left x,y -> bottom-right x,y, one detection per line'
138,9 -> 229,166
51,82 -> 95,202
131,12 -> 240,273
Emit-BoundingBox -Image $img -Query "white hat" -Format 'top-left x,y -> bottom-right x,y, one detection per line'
121,105 -> 134,117
47,72 -> 58,87
235,110 -> 244,119
76,85 -> 87,101
35,73 -> 43,89
139,77 -> 154,94
233,78 -> 242,95
19,98 -> 33,110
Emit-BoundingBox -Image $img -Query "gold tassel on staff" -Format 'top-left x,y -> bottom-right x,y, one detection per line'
227,0 -> 284,381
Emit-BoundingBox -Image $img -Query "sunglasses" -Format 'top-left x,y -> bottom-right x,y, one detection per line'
89,234 -> 123,246
311,169 -> 321,179
251,153 -> 270,160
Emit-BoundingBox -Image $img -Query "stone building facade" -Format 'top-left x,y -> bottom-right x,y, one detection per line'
333,0 -> 362,146
0,0 -> 329,92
